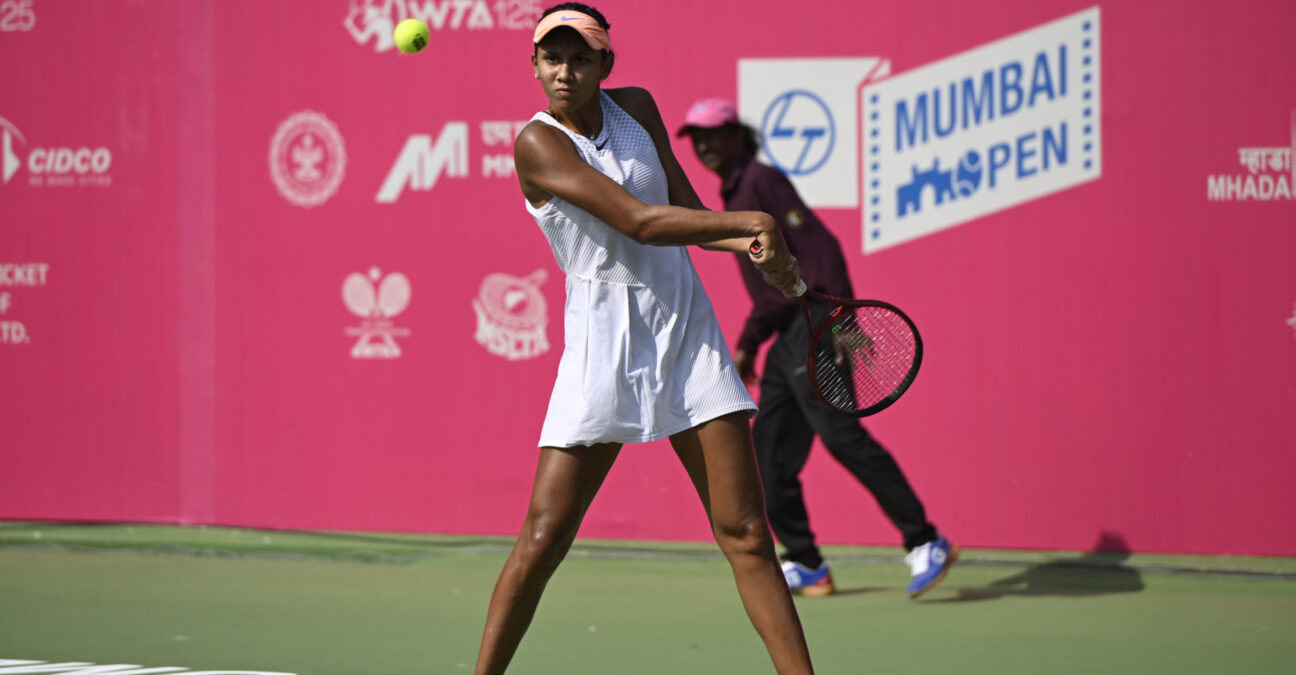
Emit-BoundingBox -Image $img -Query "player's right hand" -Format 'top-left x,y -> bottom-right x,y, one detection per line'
751,217 -> 798,299
748,228 -> 803,299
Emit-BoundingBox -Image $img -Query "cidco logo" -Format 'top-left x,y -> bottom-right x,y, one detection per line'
2,116 -> 113,188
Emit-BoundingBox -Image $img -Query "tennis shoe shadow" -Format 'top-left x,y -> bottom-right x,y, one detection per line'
828,586 -> 894,597
928,531 -> 1145,603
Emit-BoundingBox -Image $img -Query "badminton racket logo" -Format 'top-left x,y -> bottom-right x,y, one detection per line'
473,269 -> 549,361
342,266 -> 411,359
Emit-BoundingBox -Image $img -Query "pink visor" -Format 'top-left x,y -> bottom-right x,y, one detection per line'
533,11 -> 612,52
676,98 -> 741,136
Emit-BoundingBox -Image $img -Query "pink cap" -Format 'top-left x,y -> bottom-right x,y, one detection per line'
676,98 -> 741,136
533,11 -> 612,52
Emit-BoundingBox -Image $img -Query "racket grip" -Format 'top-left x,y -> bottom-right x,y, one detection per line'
749,241 -> 807,297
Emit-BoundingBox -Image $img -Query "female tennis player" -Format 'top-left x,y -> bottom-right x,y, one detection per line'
472,4 -> 813,674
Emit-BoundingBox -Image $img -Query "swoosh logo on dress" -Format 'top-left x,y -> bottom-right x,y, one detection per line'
595,138 -> 608,151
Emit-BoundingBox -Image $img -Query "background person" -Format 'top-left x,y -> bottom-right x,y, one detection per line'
678,97 -> 958,599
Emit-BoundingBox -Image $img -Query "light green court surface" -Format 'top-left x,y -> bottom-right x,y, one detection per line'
2,523 -> 1293,674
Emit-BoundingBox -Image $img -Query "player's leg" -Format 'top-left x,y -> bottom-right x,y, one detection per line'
754,332 -> 833,594
474,443 -> 621,675
671,413 -> 814,675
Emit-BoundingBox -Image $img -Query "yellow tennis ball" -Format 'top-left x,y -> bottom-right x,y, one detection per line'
393,18 -> 429,54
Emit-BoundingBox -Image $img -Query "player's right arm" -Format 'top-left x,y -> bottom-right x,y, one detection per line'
515,121 -> 776,249
514,121 -> 800,293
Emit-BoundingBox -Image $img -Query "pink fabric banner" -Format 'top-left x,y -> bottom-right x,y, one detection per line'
2,0 -> 1293,556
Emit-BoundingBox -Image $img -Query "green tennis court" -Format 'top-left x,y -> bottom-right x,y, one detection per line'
2,522 -> 1293,674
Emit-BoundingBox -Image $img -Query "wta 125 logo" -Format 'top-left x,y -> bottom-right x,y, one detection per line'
862,6 -> 1102,253
0,0 -> 36,31
344,0 -> 541,53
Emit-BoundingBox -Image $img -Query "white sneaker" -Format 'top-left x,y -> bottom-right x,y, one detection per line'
905,535 -> 959,598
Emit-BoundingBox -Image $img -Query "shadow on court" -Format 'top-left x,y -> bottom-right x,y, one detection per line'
931,531 -> 1146,603
829,586 -> 894,597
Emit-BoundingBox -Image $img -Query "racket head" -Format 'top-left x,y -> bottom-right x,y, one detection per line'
804,295 -> 923,417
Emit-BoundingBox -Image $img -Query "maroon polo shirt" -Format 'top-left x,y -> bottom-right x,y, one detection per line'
721,153 -> 854,354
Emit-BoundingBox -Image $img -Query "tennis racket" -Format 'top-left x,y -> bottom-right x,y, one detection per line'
749,241 -> 923,417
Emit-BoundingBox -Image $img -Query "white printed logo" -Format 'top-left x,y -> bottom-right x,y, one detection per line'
344,0 -> 541,53
376,122 -> 469,202
1,116 -> 113,188
0,0 -> 36,32
1287,303 -> 1296,340
1206,110 -> 1295,202
473,269 -> 549,360
0,289 -> 25,343
343,267 -> 411,359
1,117 -> 22,184
269,111 -> 347,208
480,119 -> 529,178
740,58 -> 891,208
0,262 -> 48,346
862,6 -> 1102,253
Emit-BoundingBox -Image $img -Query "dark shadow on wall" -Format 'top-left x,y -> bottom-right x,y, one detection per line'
931,531 -> 1146,603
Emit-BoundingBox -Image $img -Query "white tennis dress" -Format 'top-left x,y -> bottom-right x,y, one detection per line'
527,91 -> 756,448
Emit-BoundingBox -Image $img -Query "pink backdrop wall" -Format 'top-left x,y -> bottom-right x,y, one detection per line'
2,0 -> 1293,556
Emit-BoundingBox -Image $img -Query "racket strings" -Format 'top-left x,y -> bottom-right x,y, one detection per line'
811,306 -> 918,414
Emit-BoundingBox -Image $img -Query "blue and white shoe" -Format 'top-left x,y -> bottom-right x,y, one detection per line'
781,560 -> 836,597
905,536 -> 959,598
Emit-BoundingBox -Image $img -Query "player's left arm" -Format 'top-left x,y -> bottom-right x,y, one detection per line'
610,87 -> 749,253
